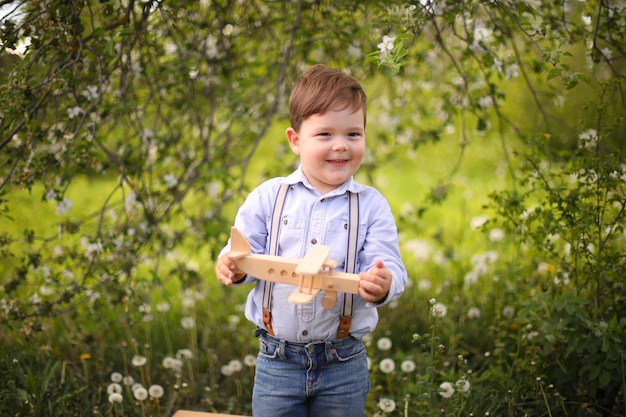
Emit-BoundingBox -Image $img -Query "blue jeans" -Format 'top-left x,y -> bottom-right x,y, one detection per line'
252,332 -> 370,417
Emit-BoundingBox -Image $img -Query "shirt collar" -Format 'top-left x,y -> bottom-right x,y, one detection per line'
283,165 -> 366,196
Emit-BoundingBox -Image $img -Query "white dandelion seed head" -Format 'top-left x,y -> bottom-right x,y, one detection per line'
176,348 -> 193,360
133,387 -> 148,401
244,354 -> 257,367
131,355 -> 147,367
467,307 -> 482,319
401,359 -> 416,373
456,378 -> 471,392
378,397 -> 397,412
148,384 -> 164,399
431,302 -> 448,318
107,383 -> 122,395
379,358 -> 395,374
110,372 -> 123,383
108,392 -> 123,403
376,337 -> 393,351
439,381 -> 455,398
228,359 -> 243,373
180,317 -> 195,329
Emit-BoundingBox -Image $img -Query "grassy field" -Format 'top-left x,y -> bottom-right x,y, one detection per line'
3,120 -> 622,417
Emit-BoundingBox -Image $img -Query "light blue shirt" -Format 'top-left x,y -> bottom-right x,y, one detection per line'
221,166 -> 407,342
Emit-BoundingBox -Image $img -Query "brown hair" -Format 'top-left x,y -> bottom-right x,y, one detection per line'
288,65 -> 367,132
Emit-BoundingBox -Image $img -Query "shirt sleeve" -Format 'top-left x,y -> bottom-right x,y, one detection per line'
217,179 -> 278,285
359,189 -> 407,306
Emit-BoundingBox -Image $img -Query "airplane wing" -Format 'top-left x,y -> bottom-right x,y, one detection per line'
296,245 -> 332,275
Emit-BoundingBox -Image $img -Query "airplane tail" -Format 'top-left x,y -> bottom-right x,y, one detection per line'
229,227 -> 251,259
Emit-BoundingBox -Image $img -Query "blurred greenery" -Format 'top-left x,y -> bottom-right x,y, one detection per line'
1,1 -> 625,416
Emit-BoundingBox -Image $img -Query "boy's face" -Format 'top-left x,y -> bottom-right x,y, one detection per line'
286,106 -> 365,195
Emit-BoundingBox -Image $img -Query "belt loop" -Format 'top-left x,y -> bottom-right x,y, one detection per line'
278,339 -> 286,360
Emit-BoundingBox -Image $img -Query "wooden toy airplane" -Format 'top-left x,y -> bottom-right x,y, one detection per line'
228,227 -> 360,310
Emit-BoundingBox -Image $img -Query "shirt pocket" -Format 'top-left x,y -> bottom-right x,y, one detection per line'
277,217 -> 306,257
325,221 -> 367,272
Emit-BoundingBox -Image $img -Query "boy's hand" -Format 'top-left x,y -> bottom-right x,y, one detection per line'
358,260 -> 392,304
215,253 -> 244,286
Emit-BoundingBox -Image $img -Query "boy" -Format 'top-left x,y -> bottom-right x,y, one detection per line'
215,65 -> 407,416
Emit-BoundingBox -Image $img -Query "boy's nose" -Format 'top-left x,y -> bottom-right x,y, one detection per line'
332,137 -> 349,151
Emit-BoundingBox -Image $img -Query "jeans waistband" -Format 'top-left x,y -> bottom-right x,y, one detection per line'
257,329 -> 359,352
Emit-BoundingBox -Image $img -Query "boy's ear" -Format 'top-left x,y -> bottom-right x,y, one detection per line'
286,127 -> 300,155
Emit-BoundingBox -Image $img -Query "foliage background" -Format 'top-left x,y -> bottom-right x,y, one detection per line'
1,1 -> 624,416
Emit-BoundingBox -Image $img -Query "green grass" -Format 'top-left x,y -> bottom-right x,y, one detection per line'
3,126 -> 623,417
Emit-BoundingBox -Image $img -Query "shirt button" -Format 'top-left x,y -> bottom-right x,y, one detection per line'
302,330 -> 308,336
344,223 -> 348,229
311,239 -> 317,245
320,198 -> 325,202
283,219 -> 288,225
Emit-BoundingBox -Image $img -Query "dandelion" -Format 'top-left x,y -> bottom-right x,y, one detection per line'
176,348 -> 193,360
156,301 -> 170,312
244,354 -> 257,367
439,381 -> 455,398
418,279 -> 431,291
456,377 -> 471,393
122,375 -> 134,386
134,386 -> 148,401
502,305 -> 516,319
377,337 -> 393,351
163,356 -> 183,372
379,358 -> 395,374
401,359 -> 416,373
107,383 -> 122,395
148,384 -> 164,399
464,271 -> 479,287
132,355 -> 147,367
431,302 -> 447,318
229,359 -> 243,372
180,317 -> 195,329
131,383 -> 144,393
467,307 -> 482,319
110,372 -> 123,383
108,393 -> 123,403
378,397 -> 396,412
221,364 -> 234,376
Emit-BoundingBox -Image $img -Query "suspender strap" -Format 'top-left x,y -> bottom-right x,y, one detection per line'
263,185 -> 359,339
262,183 -> 290,335
337,191 -> 359,339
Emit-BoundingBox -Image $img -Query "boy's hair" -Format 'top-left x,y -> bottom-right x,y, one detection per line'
289,65 -> 367,132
